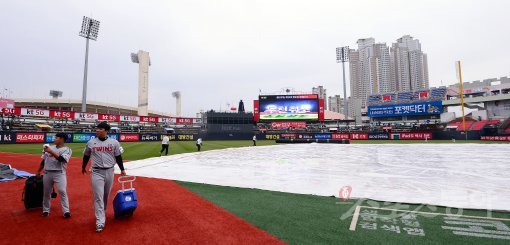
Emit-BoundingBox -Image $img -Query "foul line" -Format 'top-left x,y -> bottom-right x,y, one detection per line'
349,206 -> 362,231
349,205 -> 510,231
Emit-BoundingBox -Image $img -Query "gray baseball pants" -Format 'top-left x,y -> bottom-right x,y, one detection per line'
42,171 -> 70,214
91,167 -> 115,226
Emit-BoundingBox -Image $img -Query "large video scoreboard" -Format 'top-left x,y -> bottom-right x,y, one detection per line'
254,94 -> 324,121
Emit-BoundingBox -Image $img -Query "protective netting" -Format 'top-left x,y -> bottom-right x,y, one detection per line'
120,143 -> 510,211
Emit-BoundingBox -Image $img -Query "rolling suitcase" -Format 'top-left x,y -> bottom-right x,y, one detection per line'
23,175 -> 43,209
113,175 -> 138,218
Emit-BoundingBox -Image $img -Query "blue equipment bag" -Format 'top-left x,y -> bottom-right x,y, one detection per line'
113,175 -> 138,218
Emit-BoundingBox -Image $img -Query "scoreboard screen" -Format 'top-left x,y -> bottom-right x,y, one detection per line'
258,94 -> 319,120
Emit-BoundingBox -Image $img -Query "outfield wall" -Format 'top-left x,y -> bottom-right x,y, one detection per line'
0,131 -> 198,144
2,131 -> 508,144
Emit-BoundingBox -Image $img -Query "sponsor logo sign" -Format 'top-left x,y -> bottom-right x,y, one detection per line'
16,132 -> 45,143
119,133 -> 139,142
332,134 -> 350,140
0,132 -> 15,144
368,101 -> 443,117
45,133 -> 73,143
350,133 -> 369,140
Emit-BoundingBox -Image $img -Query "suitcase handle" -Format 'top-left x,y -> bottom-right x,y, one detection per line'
118,175 -> 136,191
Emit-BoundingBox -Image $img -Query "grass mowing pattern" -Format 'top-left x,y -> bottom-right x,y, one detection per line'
178,182 -> 510,245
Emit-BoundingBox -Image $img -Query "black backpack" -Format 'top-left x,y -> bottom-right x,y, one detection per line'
22,175 -> 44,209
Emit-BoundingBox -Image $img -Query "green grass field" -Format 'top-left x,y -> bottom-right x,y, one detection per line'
1,140 -> 509,244
179,182 -> 510,245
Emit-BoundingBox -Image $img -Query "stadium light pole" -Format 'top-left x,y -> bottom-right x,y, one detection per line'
456,61 -> 468,140
336,46 -> 349,117
79,16 -> 100,112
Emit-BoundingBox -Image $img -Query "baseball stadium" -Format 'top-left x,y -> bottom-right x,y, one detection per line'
2,2 -> 510,245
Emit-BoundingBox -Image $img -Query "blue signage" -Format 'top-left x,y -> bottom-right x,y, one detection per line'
368,101 -> 443,117
314,133 -> 332,139
107,134 -> 119,141
73,133 -> 96,143
72,133 -> 118,143
45,133 -> 73,143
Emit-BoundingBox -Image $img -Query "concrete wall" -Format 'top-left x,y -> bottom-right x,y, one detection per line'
136,51 -> 150,116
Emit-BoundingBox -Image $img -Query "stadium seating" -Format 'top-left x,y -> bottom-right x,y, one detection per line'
367,87 -> 448,106
396,92 -> 412,103
381,93 -> 396,104
430,87 -> 447,100
447,121 -> 474,131
471,121 -> 487,131
368,94 -> 382,105
1,115 -> 201,134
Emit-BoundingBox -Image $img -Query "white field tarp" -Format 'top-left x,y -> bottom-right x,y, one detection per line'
119,144 -> 510,211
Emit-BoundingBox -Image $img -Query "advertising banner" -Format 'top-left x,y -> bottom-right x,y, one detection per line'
480,136 -> 510,141
318,99 -> 325,121
50,110 -> 75,119
314,133 -> 331,139
270,121 -> 306,129
265,134 -> 280,140
8,107 -> 201,125
176,118 -> 193,125
298,134 -> 314,139
73,133 -> 96,143
390,132 -> 432,140
141,134 -> 160,141
45,133 -> 73,143
20,108 -> 50,117
174,134 -> 196,141
368,133 -> 390,140
0,132 -> 15,144
253,100 -> 259,122
350,133 -> 369,140
1,108 -> 18,115
119,133 -> 140,142
368,101 -> 443,117
158,117 -> 173,124
74,113 -> 99,121
332,133 -> 349,140
280,133 -> 298,139
162,135 -> 177,141
120,115 -> 140,122
98,114 -> 120,122
16,132 -> 45,143
107,134 -> 119,141
140,116 -> 158,123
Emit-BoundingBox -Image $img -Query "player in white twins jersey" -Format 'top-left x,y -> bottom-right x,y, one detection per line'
82,121 -> 126,233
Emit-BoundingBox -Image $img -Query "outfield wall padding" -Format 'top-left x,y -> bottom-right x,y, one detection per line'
275,139 -> 350,144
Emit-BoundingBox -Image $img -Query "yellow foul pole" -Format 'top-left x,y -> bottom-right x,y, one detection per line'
456,61 -> 467,138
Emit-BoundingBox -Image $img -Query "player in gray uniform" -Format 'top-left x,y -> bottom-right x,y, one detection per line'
36,133 -> 72,218
82,121 -> 126,232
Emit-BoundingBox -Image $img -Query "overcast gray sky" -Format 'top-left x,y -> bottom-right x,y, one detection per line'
1,0 -> 509,117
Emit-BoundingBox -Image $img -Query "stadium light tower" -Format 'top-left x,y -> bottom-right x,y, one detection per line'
79,16 -> 100,112
336,46 -> 349,117
131,50 -> 151,116
172,91 -> 182,117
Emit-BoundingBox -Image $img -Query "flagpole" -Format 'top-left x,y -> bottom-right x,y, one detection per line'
456,61 -> 467,140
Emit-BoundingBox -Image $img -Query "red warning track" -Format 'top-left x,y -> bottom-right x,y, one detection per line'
0,152 -> 283,245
